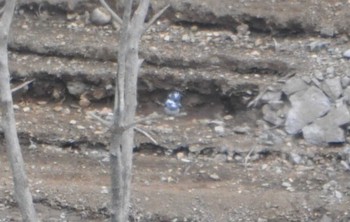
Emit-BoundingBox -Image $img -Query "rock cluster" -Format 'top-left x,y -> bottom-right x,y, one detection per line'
261,74 -> 350,145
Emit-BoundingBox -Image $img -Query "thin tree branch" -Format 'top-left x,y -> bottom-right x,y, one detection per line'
88,111 -> 159,145
99,0 -> 123,24
134,127 -> 158,145
144,4 -> 170,32
123,113 -> 162,131
88,111 -> 112,127
11,79 -> 34,93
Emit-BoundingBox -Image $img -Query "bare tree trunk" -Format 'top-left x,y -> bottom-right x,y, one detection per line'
0,1 -> 38,221
99,0 -> 168,220
108,0 -> 150,221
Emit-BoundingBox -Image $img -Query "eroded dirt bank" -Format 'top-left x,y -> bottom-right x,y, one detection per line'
1,0 -> 350,221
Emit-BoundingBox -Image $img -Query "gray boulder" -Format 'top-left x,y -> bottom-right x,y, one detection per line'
90,7 -> 112,26
303,123 -> 345,145
262,104 -> 284,126
282,77 -> 308,96
321,77 -> 342,101
302,104 -> 350,144
285,86 -> 331,134
66,81 -> 87,97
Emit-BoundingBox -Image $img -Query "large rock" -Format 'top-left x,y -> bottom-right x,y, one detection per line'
303,124 -> 345,145
262,104 -> 284,126
322,103 -> 350,126
302,104 -> 350,145
285,86 -> 331,134
90,7 -> 112,26
282,77 -> 308,96
321,77 -> 342,101
66,81 -> 87,96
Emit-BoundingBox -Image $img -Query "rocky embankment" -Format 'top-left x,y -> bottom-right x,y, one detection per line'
9,0 -> 350,147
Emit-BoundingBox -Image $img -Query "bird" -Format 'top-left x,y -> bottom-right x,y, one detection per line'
164,91 -> 182,116
167,91 -> 182,103
164,98 -> 181,116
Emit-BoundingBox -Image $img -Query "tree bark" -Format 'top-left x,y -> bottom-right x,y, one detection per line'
0,1 -> 38,222
109,0 -> 150,221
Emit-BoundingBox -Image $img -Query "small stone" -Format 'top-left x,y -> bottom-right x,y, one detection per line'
254,38 -> 263,46
326,66 -> 335,76
13,104 -> 19,110
308,41 -> 329,52
262,104 -> 284,126
233,126 -> 250,134
66,81 -> 87,97
213,154 -> 227,163
176,152 -> 185,160
289,153 -> 302,165
209,173 -> 220,181
282,182 -> 291,188
341,76 -> 350,88
311,77 -> 321,88
181,34 -> 191,42
320,214 -> 333,222
340,160 -> 350,171
37,101 -> 47,105
77,125 -> 85,130
343,49 -> 350,59
301,76 -> 312,84
223,115 -> 233,120
164,35 -> 170,41
314,70 -> 324,81
66,13 -> 78,21
79,98 -> 91,107
167,176 -> 175,183
189,145 -> 204,153
190,25 -> 198,31
69,120 -> 77,125
100,186 -> 109,194
335,190 -> 343,199
100,107 -> 113,115
94,130 -> 104,135
214,125 -> 225,136
234,155 -> 243,161
53,106 -> 63,112
92,88 -> 107,100
90,7 -> 111,26
320,26 -> 335,37
323,180 -> 338,192
23,107 -> 30,112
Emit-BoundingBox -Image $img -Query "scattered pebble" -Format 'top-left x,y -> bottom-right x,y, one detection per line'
69,120 -> 77,125
37,101 -> 47,105
209,173 -> 220,181
100,186 -> 109,194
90,7 -> 111,26
23,107 -> 30,112
233,126 -> 250,134
214,125 -> 225,136
343,49 -> 350,59
53,106 -> 63,112
77,125 -> 85,130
